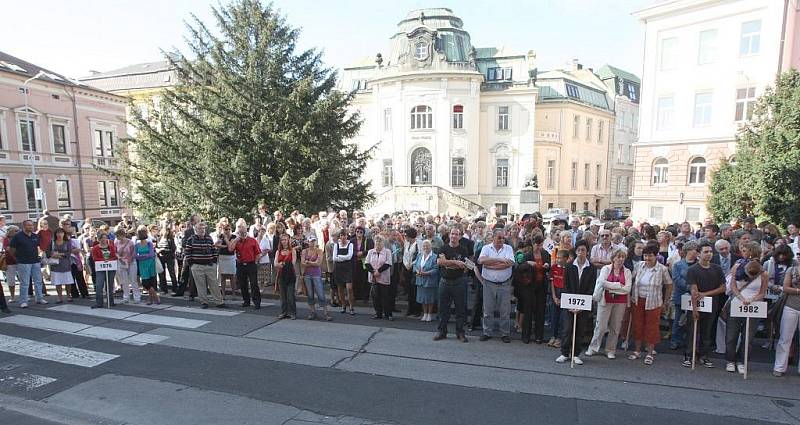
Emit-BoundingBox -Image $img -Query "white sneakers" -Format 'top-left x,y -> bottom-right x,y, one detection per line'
556,355 -> 584,365
726,362 -> 747,374
606,351 -> 616,359
737,364 -> 746,374
584,349 -> 596,357
20,303 -> 28,308
36,299 -> 48,305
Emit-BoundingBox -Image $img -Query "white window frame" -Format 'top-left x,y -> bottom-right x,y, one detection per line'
25,177 -> 42,210
739,20 -> 761,57
570,161 -> 578,189
585,118 -> 592,141
383,108 -> 391,132
382,159 -> 393,187
697,29 -> 717,65
572,115 -> 580,138
546,160 -> 555,189
98,180 -> 119,207
735,86 -> 757,122
596,164 -> 602,189
649,206 -> 664,222
685,207 -> 701,223
55,178 -> 71,208
583,163 -> 590,189
452,105 -> 464,130
410,105 -> 433,130
653,158 -> 669,186
497,106 -> 509,131
90,121 -> 117,158
688,157 -> 707,185
656,96 -> 674,130
660,37 -> 678,70
0,109 -> 7,150
16,111 -> 40,152
451,157 -> 465,188
49,116 -> 71,155
693,91 -> 713,128
0,177 -> 9,210
598,120 -> 604,144
495,158 -> 509,187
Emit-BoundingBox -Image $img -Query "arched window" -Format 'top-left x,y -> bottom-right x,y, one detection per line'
452,105 -> 463,129
410,105 -> 433,130
410,147 -> 432,185
688,156 -> 707,184
652,157 -> 669,185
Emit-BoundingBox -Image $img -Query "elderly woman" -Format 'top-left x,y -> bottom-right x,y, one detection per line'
115,227 -> 140,304
588,248 -> 632,359
414,239 -> 439,322
366,235 -> 394,320
629,243 -> 673,365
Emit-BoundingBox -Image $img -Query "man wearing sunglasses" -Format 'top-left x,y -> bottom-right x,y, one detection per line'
591,230 -> 614,269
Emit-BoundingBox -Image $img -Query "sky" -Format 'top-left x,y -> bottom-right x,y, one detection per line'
0,0 -> 654,80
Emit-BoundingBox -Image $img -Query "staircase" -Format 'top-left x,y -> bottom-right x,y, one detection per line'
368,185 -> 485,216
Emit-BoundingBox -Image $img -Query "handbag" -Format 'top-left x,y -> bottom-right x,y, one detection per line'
721,275 -> 758,321
0,252 -> 6,271
768,267 -> 797,334
155,257 -> 164,275
42,240 -> 60,266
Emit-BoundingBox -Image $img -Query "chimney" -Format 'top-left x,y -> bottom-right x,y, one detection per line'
571,58 -> 580,71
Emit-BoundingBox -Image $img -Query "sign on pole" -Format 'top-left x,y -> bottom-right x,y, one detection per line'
730,299 -> 767,380
680,294 -> 712,313
560,293 -> 592,369
95,260 -> 118,272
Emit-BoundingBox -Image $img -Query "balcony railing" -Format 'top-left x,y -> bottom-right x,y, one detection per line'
535,130 -> 560,144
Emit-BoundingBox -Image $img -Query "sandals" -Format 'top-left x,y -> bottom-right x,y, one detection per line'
644,354 -> 655,365
627,351 -> 642,360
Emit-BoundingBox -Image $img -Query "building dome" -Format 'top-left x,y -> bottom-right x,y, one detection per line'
385,8 -> 474,67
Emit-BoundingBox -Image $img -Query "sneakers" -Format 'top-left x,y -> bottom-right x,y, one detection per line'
36,299 -> 48,305
701,358 -> 714,368
552,339 -> 562,349
682,358 -> 693,368
20,303 -> 28,309
556,355 -> 569,363
584,349 -> 596,357
737,364 -> 746,374
573,357 -> 584,365
726,362 -> 736,373
773,370 -> 784,377
606,351 -> 616,360
547,337 -> 557,347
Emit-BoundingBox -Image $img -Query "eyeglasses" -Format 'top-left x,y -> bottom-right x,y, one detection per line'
600,234 -> 610,238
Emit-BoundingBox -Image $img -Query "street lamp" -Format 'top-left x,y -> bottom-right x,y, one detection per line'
22,70 -> 47,219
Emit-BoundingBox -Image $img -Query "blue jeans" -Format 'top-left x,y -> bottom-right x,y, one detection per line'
671,303 -> 685,346
16,263 -> 44,305
94,270 -> 117,307
304,275 -> 326,307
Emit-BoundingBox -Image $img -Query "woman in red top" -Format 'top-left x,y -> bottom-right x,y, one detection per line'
90,232 -> 118,309
275,234 -> 297,319
587,248 -> 632,359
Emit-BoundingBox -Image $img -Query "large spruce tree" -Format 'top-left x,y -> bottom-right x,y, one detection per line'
116,0 -> 372,220
708,69 -> 800,226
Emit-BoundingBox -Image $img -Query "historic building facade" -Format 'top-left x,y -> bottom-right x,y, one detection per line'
533,65 -> 615,215
631,0 -> 800,223
0,51 -> 128,224
340,8 -> 538,217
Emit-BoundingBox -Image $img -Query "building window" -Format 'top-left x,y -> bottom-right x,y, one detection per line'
565,83 -> 579,98
25,178 -> 42,210
451,157 -> 465,187
596,164 -> 602,189
626,176 -> 632,196
487,67 -> 512,81
570,202 -> 577,213
547,202 -> 554,209
0,179 -> 7,210
52,123 -> 66,154
452,105 -> 463,129
414,42 -> 428,60
383,108 -> 391,132
382,159 -> 393,187
652,158 -> 669,185
98,181 -> 119,207
495,203 -> 508,216
93,129 -> 114,157
572,115 -> 580,138
660,37 -> 678,70
598,121 -> 604,144
649,206 -> 664,221
497,106 -> 509,131
693,92 -> 713,127
735,87 -> 756,122
585,118 -> 592,141
685,207 -> 701,222
410,105 -> 433,130
615,177 -> 622,196
583,202 -> 589,211
56,179 -> 71,208
351,79 -> 368,91
19,119 -> 36,151
617,144 -> 624,163
410,147 -> 432,185
740,20 -> 761,56
546,160 -> 555,189
496,158 -> 509,187
570,161 -> 578,189
688,157 -> 707,185
583,163 -> 590,189
657,96 -> 674,130
697,29 -> 717,64
626,82 -> 638,102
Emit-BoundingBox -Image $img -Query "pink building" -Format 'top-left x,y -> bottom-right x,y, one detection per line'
0,51 -> 129,225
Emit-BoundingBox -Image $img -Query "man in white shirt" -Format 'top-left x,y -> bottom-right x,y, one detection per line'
591,229 -> 614,269
478,229 -> 515,343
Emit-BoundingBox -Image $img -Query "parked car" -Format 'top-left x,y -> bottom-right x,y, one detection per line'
601,208 -> 629,221
576,210 -> 596,219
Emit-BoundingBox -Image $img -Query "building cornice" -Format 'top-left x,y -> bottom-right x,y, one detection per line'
632,0 -> 741,22
633,136 -> 735,147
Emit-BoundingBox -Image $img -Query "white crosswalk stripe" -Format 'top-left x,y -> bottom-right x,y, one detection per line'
1,315 -> 164,346
0,334 -> 118,367
47,304 -> 210,329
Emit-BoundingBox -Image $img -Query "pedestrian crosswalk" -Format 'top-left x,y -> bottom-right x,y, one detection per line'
48,304 -> 212,328
0,334 -> 119,367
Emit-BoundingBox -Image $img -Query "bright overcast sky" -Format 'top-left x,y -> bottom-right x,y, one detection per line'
1,0 -> 653,80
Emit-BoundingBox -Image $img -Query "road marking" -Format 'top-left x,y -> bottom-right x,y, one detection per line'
47,304 -> 210,329
121,333 -> 169,345
4,314 -> 162,346
0,334 -> 118,367
0,373 -> 57,391
3,315 -> 93,333
48,304 -> 137,319
75,326 -> 138,341
166,306 -> 242,317
125,314 -> 209,329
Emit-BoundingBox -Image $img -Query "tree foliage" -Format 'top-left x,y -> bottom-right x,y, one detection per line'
114,0 -> 372,220
708,69 -> 800,226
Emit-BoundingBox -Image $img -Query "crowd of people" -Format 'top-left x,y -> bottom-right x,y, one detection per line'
2,206 -> 800,377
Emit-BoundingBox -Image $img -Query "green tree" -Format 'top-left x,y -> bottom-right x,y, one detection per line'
114,0 -> 372,220
708,69 -> 800,226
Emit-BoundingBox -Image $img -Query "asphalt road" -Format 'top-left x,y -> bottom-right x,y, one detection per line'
0,291 -> 798,425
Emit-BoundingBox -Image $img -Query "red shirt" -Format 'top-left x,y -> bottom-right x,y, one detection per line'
551,263 -> 565,289
91,242 -> 118,262
38,229 -> 52,251
604,270 -> 628,304
234,236 -> 261,263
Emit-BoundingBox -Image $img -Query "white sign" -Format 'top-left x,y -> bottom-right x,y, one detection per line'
681,294 -> 712,313
561,293 -> 592,311
730,299 -> 768,318
34,188 -> 43,200
95,260 -> 118,271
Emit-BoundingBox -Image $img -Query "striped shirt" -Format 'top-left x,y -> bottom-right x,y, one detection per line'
184,234 -> 218,265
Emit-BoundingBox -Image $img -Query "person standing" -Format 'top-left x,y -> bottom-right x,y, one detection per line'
366,236 -> 393,320
3,226 -> 20,304
115,228 -> 141,304
587,249 -> 631,359
332,230 -> 355,315
175,214 -> 200,298
725,260 -> 767,373
9,220 -> 47,308
520,236 -> 550,344
156,227 -> 178,294
478,229 -> 515,343
231,223 -> 262,309
135,226 -> 160,305
435,227 -> 471,342
682,242 -> 726,368
90,232 -> 116,308
629,244 -> 673,365
215,223 -> 237,300
275,234 -> 297,319
670,241 -> 698,350
774,264 -> 800,376
302,237 -> 330,320
48,228 -> 75,304
414,239 -> 439,322
185,222 -> 225,309
402,228 -> 421,317
257,226 -> 274,294
555,249 -> 592,364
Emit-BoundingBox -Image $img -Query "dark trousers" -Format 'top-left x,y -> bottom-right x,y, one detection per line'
561,311 -> 586,357
390,263 -> 402,312
176,258 -> 197,297
237,262 -> 260,306
278,277 -> 296,316
685,311 -> 716,358
158,255 -> 177,293
519,284 -> 547,342
438,277 -> 467,335
69,264 -> 90,298
403,268 -> 421,315
0,282 -> 7,309
726,316 -> 756,362
372,283 -> 393,318
470,278 -> 483,328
